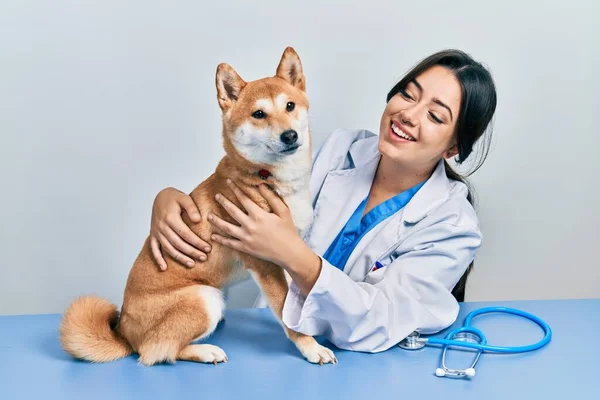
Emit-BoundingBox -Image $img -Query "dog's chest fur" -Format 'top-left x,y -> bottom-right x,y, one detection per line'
281,188 -> 313,238
271,158 -> 313,238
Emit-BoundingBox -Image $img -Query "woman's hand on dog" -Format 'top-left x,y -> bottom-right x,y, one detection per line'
150,187 -> 212,271
208,179 -> 303,268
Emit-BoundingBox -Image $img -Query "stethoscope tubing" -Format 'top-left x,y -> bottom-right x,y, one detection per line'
426,307 -> 552,353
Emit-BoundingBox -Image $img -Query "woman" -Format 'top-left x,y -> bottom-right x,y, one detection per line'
149,49 -> 496,353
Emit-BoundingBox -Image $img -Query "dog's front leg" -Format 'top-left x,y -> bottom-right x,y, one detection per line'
243,258 -> 337,365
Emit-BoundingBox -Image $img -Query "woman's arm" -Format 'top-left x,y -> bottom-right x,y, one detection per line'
209,180 -> 323,295
209,185 -> 481,352
281,222 -> 481,352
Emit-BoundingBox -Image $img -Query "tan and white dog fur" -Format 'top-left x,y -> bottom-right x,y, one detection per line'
59,47 -> 336,366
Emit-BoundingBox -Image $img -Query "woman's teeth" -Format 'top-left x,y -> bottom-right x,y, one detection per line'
391,123 -> 415,141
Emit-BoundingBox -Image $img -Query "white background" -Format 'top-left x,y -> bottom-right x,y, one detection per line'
1,0 -> 598,314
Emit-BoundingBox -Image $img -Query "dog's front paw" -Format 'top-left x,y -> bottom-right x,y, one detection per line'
297,340 -> 337,365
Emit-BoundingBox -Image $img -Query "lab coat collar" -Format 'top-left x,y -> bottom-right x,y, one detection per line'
402,159 -> 450,224
307,133 -> 452,257
306,136 -> 380,256
347,134 -> 451,224
348,133 -> 380,168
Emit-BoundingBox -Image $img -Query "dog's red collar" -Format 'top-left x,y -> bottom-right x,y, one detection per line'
258,169 -> 272,180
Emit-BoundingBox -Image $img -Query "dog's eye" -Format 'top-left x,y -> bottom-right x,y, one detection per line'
252,110 -> 265,119
286,102 -> 295,112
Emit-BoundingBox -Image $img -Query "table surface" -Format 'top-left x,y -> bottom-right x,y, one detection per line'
1,299 -> 599,399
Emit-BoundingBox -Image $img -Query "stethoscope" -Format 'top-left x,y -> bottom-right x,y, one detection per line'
398,307 -> 552,378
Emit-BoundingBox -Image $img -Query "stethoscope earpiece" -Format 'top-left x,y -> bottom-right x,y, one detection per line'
435,367 -> 475,378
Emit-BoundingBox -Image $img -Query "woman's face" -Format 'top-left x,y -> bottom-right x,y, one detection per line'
378,65 -> 462,172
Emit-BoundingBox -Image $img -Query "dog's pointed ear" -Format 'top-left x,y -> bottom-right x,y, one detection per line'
216,63 -> 246,111
276,47 -> 305,91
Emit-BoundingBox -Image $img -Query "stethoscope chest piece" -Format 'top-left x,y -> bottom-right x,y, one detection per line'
397,331 -> 426,350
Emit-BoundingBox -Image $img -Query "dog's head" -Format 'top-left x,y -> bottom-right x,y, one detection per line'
215,47 -> 310,166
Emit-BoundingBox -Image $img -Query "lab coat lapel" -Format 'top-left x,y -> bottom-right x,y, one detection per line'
401,159 -> 450,224
343,214 -> 403,279
343,159 -> 451,279
306,141 -> 380,257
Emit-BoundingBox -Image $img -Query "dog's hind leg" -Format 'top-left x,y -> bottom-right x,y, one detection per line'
137,285 -> 226,366
178,344 -> 228,364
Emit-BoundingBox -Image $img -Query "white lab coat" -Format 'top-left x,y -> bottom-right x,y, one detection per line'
255,128 -> 482,353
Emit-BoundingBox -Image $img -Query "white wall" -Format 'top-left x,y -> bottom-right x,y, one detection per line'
1,0 -> 598,315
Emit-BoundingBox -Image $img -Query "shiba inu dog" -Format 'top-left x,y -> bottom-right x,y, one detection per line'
59,47 -> 336,366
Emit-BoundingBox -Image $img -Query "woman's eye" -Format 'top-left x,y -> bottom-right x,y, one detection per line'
429,112 -> 443,124
252,110 -> 266,119
399,88 -> 414,101
286,102 -> 295,112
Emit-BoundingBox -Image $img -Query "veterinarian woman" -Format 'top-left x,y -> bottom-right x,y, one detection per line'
149,49 -> 497,353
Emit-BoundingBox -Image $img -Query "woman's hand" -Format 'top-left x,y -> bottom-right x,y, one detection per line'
208,180 -> 303,267
150,187 -> 212,271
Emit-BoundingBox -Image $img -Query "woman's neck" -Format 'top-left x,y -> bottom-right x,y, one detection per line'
373,156 -> 437,195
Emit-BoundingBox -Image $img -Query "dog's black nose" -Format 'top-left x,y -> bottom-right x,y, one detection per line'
280,130 -> 298,145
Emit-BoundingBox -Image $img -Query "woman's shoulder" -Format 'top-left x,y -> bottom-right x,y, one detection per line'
402,188 -> 481,254
312,128 -> 378,169
402,160 -> 480,233
320,128 -> 377,149
427,181 -> 481,234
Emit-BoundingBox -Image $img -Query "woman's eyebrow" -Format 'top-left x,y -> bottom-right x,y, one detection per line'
432,98 -> 454,121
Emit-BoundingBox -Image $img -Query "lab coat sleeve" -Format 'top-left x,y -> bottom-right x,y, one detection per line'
282,222 -> 482,353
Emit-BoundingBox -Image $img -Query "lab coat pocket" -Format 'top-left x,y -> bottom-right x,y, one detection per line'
363,253 -> 395,284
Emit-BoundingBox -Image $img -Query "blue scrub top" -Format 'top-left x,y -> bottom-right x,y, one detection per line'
323,180 -> 426,271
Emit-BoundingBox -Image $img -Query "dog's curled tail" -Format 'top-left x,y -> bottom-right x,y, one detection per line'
59,296 -> 133,362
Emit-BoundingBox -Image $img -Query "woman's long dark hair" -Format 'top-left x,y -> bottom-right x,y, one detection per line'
387,49 -> 497,302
